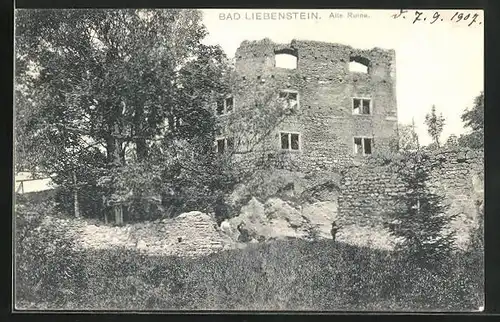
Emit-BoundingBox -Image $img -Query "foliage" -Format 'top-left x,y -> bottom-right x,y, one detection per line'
424,105 -> 446,148
397,122 -> 420,151
15,9 -> 297,224
371,148 -> 404,166
469,200 -> 484,251
386,150 -> 458,268
458,92 -> 484,149
15,202 -> 86,306
153,138 -> 239,220
217,71 -> 303,179
15,9 -> 233,222
15,225 -> 483,311
223,86 -> 291,155
445,134 -> 459,148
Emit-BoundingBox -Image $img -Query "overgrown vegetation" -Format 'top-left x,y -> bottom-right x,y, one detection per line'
15,9 -> 298,225
15,9 -> 242,224
458,91 -> 484,149
386,150 -> 458,269
15,207 -> 483,311
424,105 -> 446,149
14,143 -> 483,311
15,199 -> 85,306
395,120 -> 419,152
14,9 -> 484,312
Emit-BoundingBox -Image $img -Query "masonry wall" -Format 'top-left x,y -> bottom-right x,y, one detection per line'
337,148 -> 484,249
220,38 -> 398,172
72,211 -> 234,257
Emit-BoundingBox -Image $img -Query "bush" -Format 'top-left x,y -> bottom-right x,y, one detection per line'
15,202 -> 86,308
385,150 -> 458,269
14,202 -> 482,311
15,236 -> 483,311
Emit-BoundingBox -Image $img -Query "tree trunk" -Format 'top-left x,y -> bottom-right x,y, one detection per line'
113,123 -> 124,226
73,171 -> 80,218
102,196 -> 108,224
114,204 -> 123,226
105,120 -> 125,226
136,138 -> 148,161
134,104 -> 148,161
120,147 -> 126,165
114,122 -> 125,225
106,135 -> 117,166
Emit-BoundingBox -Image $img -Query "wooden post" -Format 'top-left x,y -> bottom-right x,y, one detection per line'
73,171 -> 80,218
102,195 -> 108,224
114,203 -> 123,226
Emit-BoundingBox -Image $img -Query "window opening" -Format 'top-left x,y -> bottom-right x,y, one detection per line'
281,132 -> 300,151
353,137 -> 373,155
353,98 -> 371,115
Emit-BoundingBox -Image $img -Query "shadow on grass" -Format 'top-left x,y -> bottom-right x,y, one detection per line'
15,232 -> 483,311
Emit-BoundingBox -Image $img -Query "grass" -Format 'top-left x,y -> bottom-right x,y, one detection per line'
14,199 -> 483,312
15,231 -> 483,311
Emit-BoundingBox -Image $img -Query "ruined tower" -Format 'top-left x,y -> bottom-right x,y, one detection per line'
214,38 -> 398,172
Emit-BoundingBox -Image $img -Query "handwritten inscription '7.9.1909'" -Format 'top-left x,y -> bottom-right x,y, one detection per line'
391,10 -> 482,27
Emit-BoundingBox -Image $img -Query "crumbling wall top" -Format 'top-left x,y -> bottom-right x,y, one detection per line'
235,38 -> 396,67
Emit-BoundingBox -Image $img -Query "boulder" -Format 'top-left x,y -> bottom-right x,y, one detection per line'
226,197 -> 270,239
176,211 -> 211,221
220,220 -> 233,236
264,197 -> 304,227
302,201 -> 338,239
222,197 -> 315,242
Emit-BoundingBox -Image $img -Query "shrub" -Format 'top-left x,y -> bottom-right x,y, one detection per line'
15,202 -> 86,308
15,225 -> 482,311
385,150 -> 458,269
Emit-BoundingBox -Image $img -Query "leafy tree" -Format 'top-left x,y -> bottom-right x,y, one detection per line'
444,134 -> 459,148
424,105 -> 445,148
15,9 -> 230,224
397,121 -> 419,151
386,151 -> 458,268
16,9 -> 304,224
458,92 -> 484,149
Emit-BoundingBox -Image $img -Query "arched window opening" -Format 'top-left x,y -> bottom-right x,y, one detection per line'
274,49 -> 298,69
349,56 -> 370,73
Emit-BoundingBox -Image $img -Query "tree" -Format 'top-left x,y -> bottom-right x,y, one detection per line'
445,134 -> 459,148
458,92 -> 484,149
386,151 -> 458,268
397,120 -> 419,151
424,105 -> 445,148
15,9 -> 230,224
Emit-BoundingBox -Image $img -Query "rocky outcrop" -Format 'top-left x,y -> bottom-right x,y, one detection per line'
302,201 -> 338,239
221,197 -> 337,242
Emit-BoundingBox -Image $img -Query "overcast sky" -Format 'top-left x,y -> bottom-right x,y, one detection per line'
201,9 -> 484,145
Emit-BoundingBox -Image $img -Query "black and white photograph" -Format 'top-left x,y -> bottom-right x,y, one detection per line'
13,8 -> 484,311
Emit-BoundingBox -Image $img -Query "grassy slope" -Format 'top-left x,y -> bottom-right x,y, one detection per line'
16,234 -> 483,311
15,197 -> 483,312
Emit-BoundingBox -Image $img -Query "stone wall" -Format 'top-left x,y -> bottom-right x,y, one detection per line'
219,38 -> 398,173
337,148 -> 484,249
56,211 -> 235,257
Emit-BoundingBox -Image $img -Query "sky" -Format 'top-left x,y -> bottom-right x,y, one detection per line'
201,9 -> 484,146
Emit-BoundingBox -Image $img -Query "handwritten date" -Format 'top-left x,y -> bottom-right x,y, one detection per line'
391,10 -> 482,27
